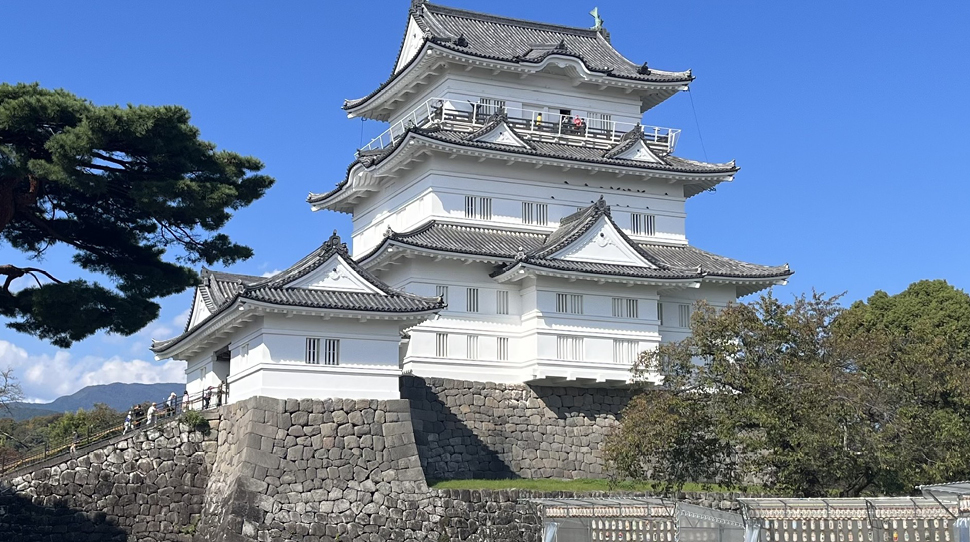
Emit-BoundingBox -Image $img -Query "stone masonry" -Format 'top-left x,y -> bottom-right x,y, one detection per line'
0,418 -> 216,542
402,376 -> 636,480
0,380 -> 751,542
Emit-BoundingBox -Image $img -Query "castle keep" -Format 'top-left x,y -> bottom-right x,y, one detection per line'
151,0 -> 790,402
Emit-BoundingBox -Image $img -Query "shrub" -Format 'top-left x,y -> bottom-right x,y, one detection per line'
179,411 -> 210,434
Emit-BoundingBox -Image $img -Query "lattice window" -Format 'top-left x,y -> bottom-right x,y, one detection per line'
497,337 -> 509,361
305,338 -> 320,364
631,213 -> 656,236
555,293 -> 583,314
521,202 -> 548,226
496,290 -> 509,315
678,304 -> 692,328
587,112 -> 613,132
466,288 -> 479,312
556,336 -> 584,361
467,335 -> 479,360
464,196 -> 492,220
436,285 -> 449,304
435,333 -> 448,357
323,339 -> 340,365
613,339 -> 639,364
476,97 -> 506,119
612,297 -> 639,318
658,301 -> 665,326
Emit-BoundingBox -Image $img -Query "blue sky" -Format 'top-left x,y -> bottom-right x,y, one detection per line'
3,1 -> 968,401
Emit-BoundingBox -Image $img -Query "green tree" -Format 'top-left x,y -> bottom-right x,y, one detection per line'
607,282 -> 970,497
0,83 -> 274,346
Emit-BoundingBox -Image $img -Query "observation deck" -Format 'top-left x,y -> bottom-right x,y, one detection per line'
358,97 -> 681,155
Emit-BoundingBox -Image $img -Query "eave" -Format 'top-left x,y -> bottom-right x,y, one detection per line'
491,262 -> 704,287
309,132 -> 736,213
344,42 -> 692,121
360,238 -> 511,273
153,297 -> 442,361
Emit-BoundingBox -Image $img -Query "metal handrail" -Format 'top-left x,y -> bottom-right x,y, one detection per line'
358,96 -> 681,154
0,387 -> 225,475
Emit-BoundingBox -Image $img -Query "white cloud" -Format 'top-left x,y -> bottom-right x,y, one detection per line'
0,340 -> 184,403
261,269 -> 282,278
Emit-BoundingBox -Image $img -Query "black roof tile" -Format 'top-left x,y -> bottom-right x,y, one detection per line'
153,232 -> 443,353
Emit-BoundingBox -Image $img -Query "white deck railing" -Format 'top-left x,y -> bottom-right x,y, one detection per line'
358,97 -> 681,154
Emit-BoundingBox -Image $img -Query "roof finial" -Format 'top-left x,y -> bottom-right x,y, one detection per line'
638,62 -> 650,75
324,230 -> 348,253
595,195 -> 607,211
589,7 -> 604,30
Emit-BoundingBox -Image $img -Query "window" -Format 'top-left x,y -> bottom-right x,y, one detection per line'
631,213 -> 656,236
613,339 -> 639,364
464,196 -> 492,220
556,336 -> 584,361
436,285 -> 449,304
435,333 -> 448,357
240,343 -> 249,364
324,339 -> 339,365
306,338 -> 320,364
612,297 -> 639,319
496,290 -> 509,315
678,304 -> 692,328
497,337 -> 509,361
200,366 -> 207,382
476,97 -> 506,119
467,336 -> 479,360
466,288 -> 479,312
521,202 -> 548,226
588,112 -> 613,132
657,301 -> 665,326
555,293 -> 583,314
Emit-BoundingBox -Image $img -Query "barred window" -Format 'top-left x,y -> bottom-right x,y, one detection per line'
464,196 -> 492,220
521,202 -> 548,226
678,304 -> 692,328
555,293 -> 583,314
435,333 -> 448,357
305,338 -> 320,364
496,290 -> 509,315
658,301 -> 665,326
631,213 -> 656,236
613,339 -> 639,364
466,288 -> 479,313
497,337 -> 509,361
556,336 -> 584,361
467,335 -> 479,360
611,297 -> 639,318
477,97 -> 506,118
436,285 -> 449,304
323,339 -> 340,365
587,112 -> 613,132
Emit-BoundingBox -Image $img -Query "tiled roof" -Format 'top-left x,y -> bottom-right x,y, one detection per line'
307,122 -> 736,207
345,2 -> 692,111
153,232 -> 443,353
366,202 -> 791,282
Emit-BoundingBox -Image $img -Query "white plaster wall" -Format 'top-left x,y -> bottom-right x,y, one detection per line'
350,159 -> 689,258
658,283 -> 738,343
387,68 -> 646,129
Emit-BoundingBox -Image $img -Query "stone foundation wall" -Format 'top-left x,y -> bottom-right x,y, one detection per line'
0,419 -> 215,542
402,376 -> 636,480
195,396 -> 434,542
0,381 -> 746,542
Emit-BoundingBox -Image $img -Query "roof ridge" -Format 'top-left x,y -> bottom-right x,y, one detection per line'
423,2 -> 602,38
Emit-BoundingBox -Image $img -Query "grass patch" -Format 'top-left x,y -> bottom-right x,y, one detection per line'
428,478 -> 735,493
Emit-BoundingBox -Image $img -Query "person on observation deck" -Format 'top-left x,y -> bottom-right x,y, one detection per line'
182,390 -> 189,412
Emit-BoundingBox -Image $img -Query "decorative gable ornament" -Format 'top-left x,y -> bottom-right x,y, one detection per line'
471,120 -> 531,148
614,140 -> 663,164
551,215 -> 658,269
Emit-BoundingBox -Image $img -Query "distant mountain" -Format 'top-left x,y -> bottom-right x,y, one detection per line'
2,382 -> 184,421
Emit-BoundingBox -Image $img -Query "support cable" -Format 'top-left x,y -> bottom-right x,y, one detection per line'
687,87 -> 710,162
